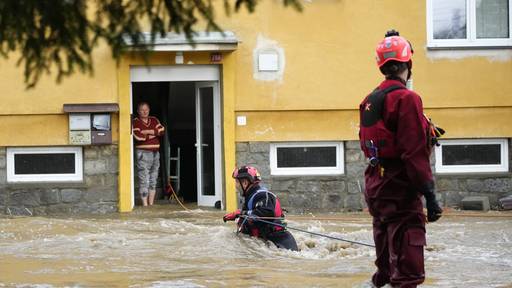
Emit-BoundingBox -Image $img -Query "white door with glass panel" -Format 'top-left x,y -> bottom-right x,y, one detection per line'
195,82 -> 222,206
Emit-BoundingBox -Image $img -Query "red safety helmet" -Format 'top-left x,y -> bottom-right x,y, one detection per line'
232,165 -> 261,183
375,32 -> 413,67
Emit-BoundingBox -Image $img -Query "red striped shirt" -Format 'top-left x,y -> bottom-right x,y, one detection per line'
132,116 -> 165,151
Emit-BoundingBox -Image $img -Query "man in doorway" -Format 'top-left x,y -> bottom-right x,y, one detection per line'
133,102 -> 165,206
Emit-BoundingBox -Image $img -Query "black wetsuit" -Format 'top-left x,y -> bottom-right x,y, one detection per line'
239,184 -> 299,251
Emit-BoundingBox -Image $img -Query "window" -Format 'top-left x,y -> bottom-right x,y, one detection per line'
270,142 -> 344,175
434,139 -> 509,173
7,147 -> 83,182
427,0 -> 512,48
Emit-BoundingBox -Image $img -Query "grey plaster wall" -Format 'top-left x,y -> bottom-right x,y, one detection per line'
0,145 -> 118,215
236,140 -> 512,213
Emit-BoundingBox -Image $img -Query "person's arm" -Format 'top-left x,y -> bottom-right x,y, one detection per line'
395,92 -> 432,190
132,120 -> 147,141
395,92 -> 442,222
154,118 -> 165,136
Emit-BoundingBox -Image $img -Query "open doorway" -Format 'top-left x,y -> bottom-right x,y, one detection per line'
132,81 -> 197,204
131,80 -> 222,207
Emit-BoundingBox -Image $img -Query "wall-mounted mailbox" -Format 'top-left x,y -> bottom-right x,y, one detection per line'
91,113 -> 112,144
63,103 -> 119,146
69,113 -> 92,145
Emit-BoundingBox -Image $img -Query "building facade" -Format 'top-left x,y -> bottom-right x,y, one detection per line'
0,0 -> 511,215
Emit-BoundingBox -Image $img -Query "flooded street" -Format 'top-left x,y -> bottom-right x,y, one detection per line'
0,206 -> 511,288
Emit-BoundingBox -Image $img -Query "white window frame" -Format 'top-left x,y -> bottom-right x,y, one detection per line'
427,0 -> 512,48
7,147 -> 84,183
434,139 -> 509,174
270,142 -> 344,176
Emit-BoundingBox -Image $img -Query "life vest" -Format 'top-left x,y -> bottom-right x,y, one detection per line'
359,85 -> 406,160
241,188 -> 284,237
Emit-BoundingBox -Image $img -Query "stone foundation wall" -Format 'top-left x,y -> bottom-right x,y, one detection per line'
433,140 -> 512,209
236,140 -> 512,213
0,146 -> 118,215
236,141 -> 367,213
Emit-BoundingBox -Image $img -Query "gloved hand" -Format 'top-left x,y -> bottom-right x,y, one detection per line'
223,209 -> 241,222
424,192 -> 443,223
424,114 -> 445,147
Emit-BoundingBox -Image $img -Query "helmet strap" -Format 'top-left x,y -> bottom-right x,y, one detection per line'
406,61 -> 413,80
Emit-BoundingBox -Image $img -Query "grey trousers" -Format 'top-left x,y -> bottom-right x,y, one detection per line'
136,149 -> 160,198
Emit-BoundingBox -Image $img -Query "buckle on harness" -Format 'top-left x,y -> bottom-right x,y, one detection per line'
366,140 -> 379,167
369,156 -> 379,167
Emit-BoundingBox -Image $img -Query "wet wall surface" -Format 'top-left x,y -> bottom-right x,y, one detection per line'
0,207 -> 511,288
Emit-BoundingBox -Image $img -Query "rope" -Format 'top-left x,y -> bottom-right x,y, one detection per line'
240,215 -> 375,248
166,184 -> 219,220
166,183 -> 191,211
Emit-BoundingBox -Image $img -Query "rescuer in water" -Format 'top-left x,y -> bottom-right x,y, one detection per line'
223,165 -> 299,251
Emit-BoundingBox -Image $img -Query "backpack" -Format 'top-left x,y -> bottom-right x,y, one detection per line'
359,85 -> 406,160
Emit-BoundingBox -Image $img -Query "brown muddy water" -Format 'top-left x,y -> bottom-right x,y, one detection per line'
0,206 -> 511,288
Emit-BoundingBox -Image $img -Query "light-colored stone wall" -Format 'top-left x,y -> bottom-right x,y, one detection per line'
0,146 -> 118,215
434,141 -> 512,209
236,140 -> 512,213
236,141 -> 367,213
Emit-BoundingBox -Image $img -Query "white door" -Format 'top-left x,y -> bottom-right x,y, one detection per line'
195,82 -> 222,206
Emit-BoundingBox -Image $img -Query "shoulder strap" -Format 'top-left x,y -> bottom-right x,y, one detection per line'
247,188 -> 276,212
381,85 -> 406,95
361,85 -> 406,128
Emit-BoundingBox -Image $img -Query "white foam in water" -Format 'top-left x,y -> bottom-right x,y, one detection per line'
0,213 -> 511,287
14,285 -> 56,288
145,280 -> 206,288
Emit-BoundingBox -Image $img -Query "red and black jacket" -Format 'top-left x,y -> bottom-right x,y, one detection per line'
359,79 -> 434,196
238,184 -> 284,238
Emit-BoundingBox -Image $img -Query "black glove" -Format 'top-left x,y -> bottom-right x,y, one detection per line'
424,190 -> 443,223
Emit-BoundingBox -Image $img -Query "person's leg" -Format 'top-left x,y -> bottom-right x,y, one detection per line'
148,151 -> 160,205
267,230 -> 299,251
148,191 -> 156,205
389,217 -> 426,288
136,150 -> 150,206
372,218 -> 391,287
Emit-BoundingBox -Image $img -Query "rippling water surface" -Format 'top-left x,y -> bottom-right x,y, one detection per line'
0,206 -> 511,288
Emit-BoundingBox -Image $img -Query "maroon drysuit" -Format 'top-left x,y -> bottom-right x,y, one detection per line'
359,79 -> 433,288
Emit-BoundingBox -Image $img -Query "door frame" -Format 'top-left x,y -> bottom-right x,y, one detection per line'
129,65 -> 222,208
195,82 -> 222,206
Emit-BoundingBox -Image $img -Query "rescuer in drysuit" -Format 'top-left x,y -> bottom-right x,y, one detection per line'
359,30 -> 443,288
223,165 -> 299,251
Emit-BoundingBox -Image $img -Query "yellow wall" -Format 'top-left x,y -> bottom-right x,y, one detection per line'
0,114 -> 119,146
215,0 -> 512,141
0,49 -> 118,115
0,45 -> 120,145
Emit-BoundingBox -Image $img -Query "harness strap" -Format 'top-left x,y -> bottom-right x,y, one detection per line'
247,188 -> 276,214
379,85 -> 406,95
245,188 -> 285,233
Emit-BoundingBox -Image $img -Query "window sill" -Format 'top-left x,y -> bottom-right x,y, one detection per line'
434,172 -> 511,178
427,45 -> 512,50
6,181 -> 87,189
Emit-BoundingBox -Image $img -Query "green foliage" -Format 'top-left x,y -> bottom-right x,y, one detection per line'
0,0 -> 301,88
